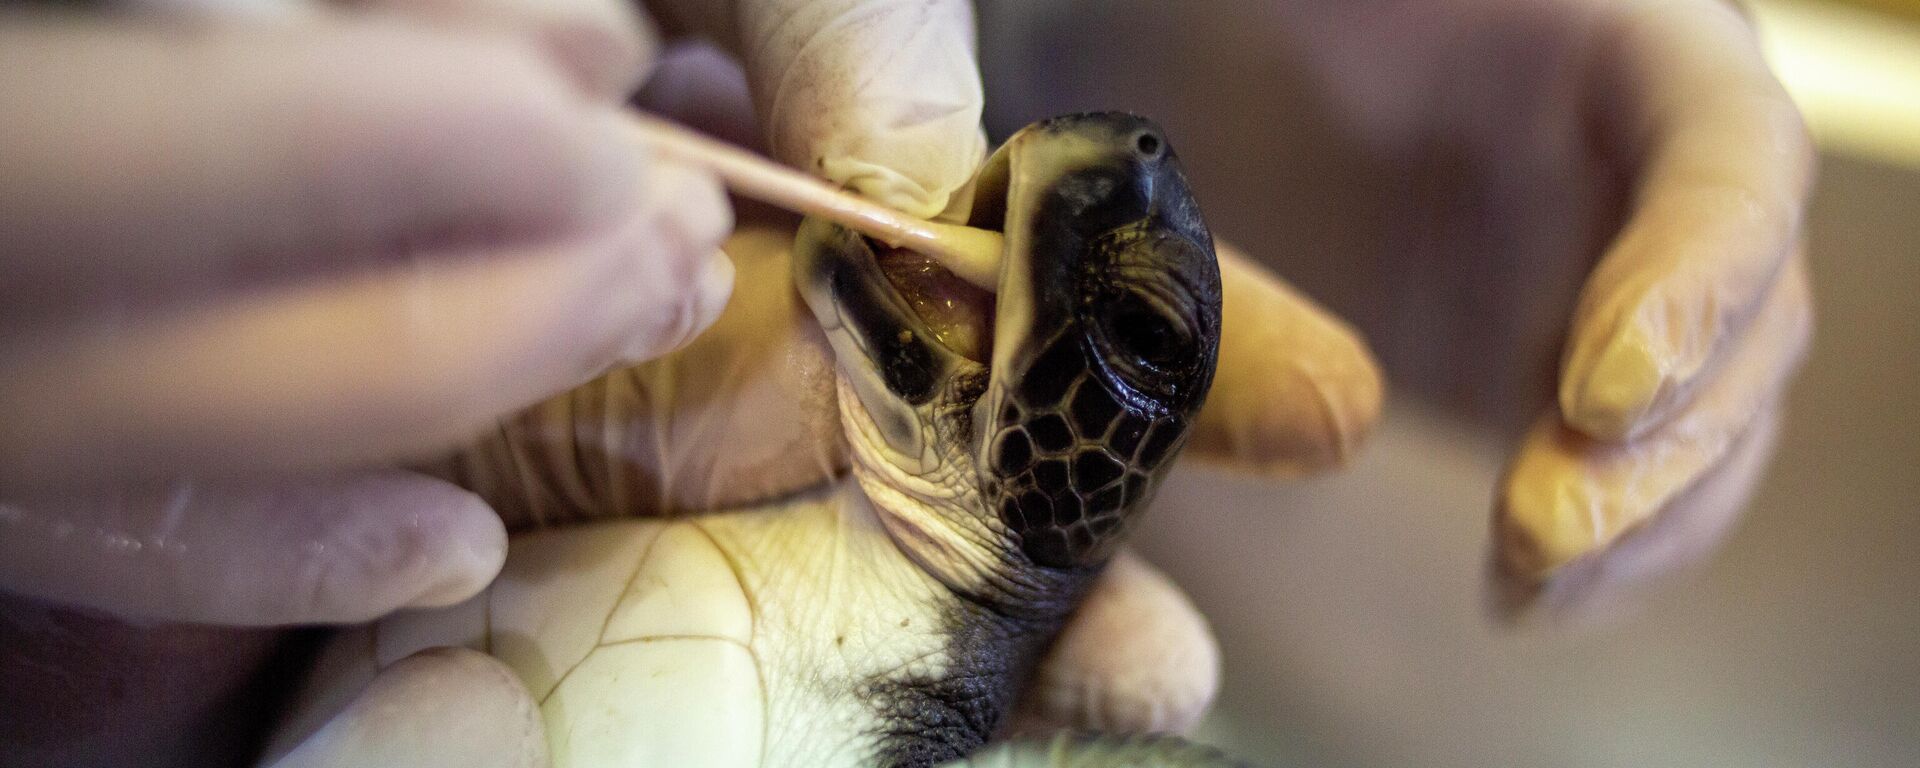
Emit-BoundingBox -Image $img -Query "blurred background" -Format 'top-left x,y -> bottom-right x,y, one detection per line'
975,0 -> 1920,765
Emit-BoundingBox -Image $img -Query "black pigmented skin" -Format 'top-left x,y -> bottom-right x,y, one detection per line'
985,114 -> 1222,571
865,573 -> 1091,768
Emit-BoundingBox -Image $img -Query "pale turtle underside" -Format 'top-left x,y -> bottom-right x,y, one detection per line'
269,486 -> 982,768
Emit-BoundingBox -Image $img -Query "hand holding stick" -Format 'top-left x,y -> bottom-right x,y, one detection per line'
624,113 -> 1004,291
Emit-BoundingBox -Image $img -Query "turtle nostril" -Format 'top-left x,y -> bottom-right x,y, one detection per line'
1134,131 -> 1162,158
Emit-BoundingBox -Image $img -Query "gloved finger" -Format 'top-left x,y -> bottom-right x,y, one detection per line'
1497,253 -> 1811,591
1187,244 -> 1385,477
266,647 -> 547,768
0,15 -> 660,328
1011,551 -> 1219,735
431,47 -> 832,530
2,124 -> 731,489
337,0 -> 656,99
1497,404 -> 1782,626
642,0 -> 988,217
2,199 -> 733,488
433,42 -> 832,527
1559,0 -> 1815,441
0,470 -> 506,626
127,0 -> 652,98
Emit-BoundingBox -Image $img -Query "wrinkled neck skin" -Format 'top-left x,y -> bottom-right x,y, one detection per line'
688,376 -> 1095,767
837,375 -> 1094,612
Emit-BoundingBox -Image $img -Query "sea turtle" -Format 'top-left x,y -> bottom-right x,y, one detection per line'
264,112 -> 1230,767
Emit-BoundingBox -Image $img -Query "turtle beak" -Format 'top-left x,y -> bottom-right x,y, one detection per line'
978,122 -> 1107,403
963,125 -> 1072,394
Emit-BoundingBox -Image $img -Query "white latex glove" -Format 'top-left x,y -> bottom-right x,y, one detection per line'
642,0 -> 990,217
0,0 -> 742,626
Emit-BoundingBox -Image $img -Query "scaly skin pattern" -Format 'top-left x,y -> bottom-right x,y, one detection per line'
268,113 -> 1221,768
275,490 -> 1029,767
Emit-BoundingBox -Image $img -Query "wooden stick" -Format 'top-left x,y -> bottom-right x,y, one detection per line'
624,112 -> 1004,290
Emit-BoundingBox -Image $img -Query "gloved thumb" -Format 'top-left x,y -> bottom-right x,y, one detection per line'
0,470 -> 507,626
645,0 -> 988,217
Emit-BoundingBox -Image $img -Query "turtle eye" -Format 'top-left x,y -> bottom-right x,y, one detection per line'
1106,293 -> 1191,369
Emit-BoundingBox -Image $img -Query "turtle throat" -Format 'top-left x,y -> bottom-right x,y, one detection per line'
831,376 -> 1006,599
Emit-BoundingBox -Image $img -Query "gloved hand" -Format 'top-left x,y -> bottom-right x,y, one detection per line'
0,0 -> 737,625
1486,1 -> 1814,619
976,0 -> 1813,620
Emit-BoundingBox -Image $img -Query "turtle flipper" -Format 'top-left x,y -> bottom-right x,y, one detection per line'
946,732 -> 1254,768
261,647 -> 545,768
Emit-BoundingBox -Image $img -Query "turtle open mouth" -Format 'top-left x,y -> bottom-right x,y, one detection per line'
868,138 -> 1017,364
874,246 -> 996,362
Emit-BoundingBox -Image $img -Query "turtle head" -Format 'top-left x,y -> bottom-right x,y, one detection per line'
973,113 -> 1221,569
794,112 -> 1220,592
